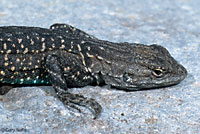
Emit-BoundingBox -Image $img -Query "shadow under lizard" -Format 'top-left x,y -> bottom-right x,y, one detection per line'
0,23 -> 187,119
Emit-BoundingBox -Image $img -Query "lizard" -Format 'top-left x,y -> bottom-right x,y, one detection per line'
0,23 -> 187,119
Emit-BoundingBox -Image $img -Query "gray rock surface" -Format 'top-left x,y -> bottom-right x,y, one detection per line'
0,0 -> 199,133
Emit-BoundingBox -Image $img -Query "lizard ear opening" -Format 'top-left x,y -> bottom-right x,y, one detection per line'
123,73 -> 133,83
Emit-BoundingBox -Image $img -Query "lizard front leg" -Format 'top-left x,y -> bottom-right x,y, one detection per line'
45,54 -> 102,119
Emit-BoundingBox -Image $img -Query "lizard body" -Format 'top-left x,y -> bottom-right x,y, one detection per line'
0,23 -> 187,118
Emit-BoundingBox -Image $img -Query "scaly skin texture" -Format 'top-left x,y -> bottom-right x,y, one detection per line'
0,23 -> 187,119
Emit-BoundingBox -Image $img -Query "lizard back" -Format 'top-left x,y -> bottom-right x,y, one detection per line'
0,24 -> 187,89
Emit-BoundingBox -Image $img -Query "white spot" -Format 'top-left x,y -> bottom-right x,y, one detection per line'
3,43 -> 7,49
16,58 -> 20,62
90,63 -> 94,68
52,44 -> 55,48
0,71 -> 5,75
71,75 -> 75,79
23,48 -> 29,54
77,71 -> 80,75
4,54 -> 8,61
31,39 -> 34,45
61,39 -> 65,43
11,66 -> 15,71
35,65 -> 39,69
18,38 -> 22,44
14,72 -> 19,75
60,45 -> 65,49
81,40 -> 85,44
77,44 -> 81,51
80,52 -> 86,66
105,60 -> 111,64
99,46 -> 105,50
97,56 -> 104,60
4,62 -> 8,66
21,44 -> 24,49
88,68 -> 92,72
23,67 -> 27,70
86,53 -> 94,58
28,62 -> 32,65
41,38 -> 45,42
41,43 -> 46,51
64,67 -> 70,71
51,38 -> 55,42
85,67 -> 89,72
6,50 -> 11,54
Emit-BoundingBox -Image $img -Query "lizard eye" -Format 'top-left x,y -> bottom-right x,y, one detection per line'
152,68 -> 164,78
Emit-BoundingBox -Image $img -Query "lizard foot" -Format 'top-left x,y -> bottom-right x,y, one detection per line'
56,91 -> 102,119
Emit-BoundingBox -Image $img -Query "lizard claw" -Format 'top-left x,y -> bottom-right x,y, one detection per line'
56,91 -> 102,119
85,98 -> 102,119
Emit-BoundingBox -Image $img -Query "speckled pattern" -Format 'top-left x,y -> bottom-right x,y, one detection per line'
0,0 -> 199,134
0,22 -> 187,119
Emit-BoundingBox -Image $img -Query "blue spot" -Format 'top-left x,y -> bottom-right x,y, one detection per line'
33,80 -> 37,84
19,80 -> 24,84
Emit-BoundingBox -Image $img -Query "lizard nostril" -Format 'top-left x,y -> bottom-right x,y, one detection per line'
178,64 -> 187,79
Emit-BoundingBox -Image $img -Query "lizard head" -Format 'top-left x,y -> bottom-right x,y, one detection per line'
115,44 -> 187,90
